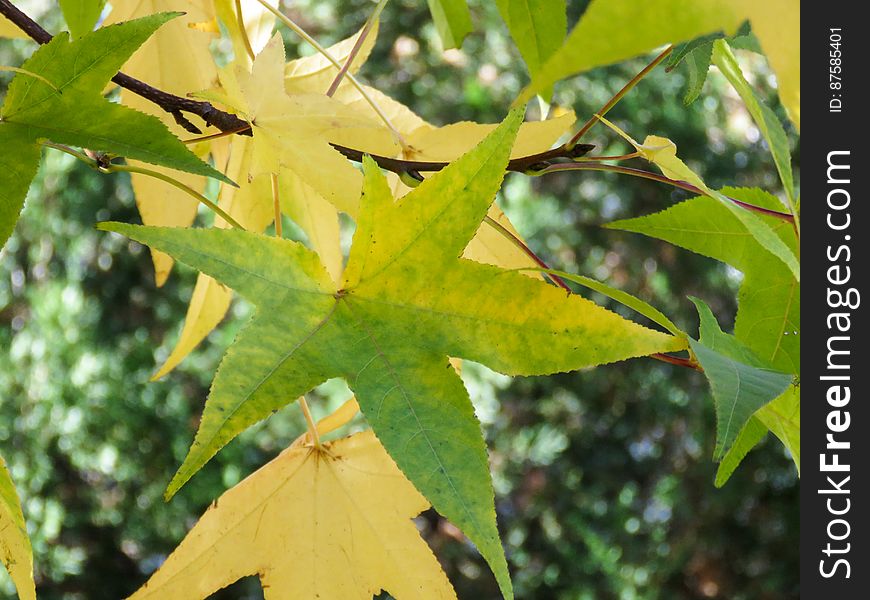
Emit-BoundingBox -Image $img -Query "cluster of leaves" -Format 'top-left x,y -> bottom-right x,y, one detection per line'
2,1 -> 799,598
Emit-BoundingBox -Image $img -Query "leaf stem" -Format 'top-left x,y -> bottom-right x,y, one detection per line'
42,141 -> 245,230
568,45 -> 673,147
298,397 -> 322,450
539,162 -> 795,223
110,163 -> 244,230
483,215 -> 571,292
325,0 -> 389,97
271,172 -> 282,238
234,0 -> 257,62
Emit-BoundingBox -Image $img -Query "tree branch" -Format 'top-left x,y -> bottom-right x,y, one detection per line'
0,0 -> 250,135
1,0 -> 593,167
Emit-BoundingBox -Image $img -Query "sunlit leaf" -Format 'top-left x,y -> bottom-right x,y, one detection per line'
128,431 -> 457,599
101,111 -> 684,597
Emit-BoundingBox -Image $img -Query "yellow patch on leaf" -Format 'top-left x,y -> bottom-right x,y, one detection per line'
128,431 -> 456,600
1,456 -> 35,600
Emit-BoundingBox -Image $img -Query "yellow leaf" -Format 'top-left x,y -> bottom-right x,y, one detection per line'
333,83 -> 431,135
128,431 -> 457,600
279,171 -> 343,282
224,34 -> 396,213
1,456 -> 35,600
0,14 -> 26,38
284,22 -> 379,94
404,111 -> 575,161
105,1 -> 219,282
596,115 -> 708,190
213,0 -> 276,62
736,0 -> 800,130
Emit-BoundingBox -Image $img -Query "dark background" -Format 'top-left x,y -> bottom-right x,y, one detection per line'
1,1 -> 799,598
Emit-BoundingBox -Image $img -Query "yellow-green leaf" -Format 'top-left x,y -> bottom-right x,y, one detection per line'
426,0 -> 473,49
1,455 -> 35,600
515,0 -> 799,131
598,117 -> 799,282
101,109 -> 682,598
515,0 -> 745,104
128,431 -> 457,599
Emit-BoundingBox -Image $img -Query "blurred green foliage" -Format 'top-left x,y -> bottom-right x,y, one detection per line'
2,1 -> 798,599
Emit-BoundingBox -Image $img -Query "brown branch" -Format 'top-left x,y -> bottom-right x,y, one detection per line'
0,0 -> 250,135
1,0 -> 593,165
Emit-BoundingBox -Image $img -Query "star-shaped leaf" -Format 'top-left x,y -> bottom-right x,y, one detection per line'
128,431 -> 456,600
0,13 -> 227,251
100,109 -> 683,596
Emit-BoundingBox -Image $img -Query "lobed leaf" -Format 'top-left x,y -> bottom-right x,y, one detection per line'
609,188 -> 799,478
689,298 -> 792,460
102,110 -> 683,598
128,432 -> 457,599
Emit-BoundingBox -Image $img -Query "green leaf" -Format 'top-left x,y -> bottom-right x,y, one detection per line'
1,455 -> 35,600
681,41 -> 713,105
426,0 -> 473,49
0,126 -> 41,250
100,110 -> 683,599
689,298 -> 792,460
756,385 -> 800,473
495,0 -> 567,84
0,13 -> 230,251
534,269 -> 684,337
609,188 -> 799,473
515,0 -> 746,104
711,40 -> 795,208
595,118 -> 799,282
59,0 -> 106,38
610,187 -> 799,374
715,416 -> 766,486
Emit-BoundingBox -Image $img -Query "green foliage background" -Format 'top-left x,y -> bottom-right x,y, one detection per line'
2,1 -> 798,598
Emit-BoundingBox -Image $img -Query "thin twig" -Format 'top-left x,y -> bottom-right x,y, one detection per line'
483,215 -> 700,371
325,0 -> 389,97
568,45 -> 674,147
234,0 -> 257,62
540,163 -> 795,223
41,142 -> 244,229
